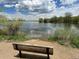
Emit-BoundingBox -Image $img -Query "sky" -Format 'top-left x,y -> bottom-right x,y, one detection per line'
0,0 -> 79,20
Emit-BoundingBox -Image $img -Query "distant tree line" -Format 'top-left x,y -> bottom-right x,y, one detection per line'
39,12 -> 79,24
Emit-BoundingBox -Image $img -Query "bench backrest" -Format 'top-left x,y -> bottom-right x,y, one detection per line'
13,44 -> 53,55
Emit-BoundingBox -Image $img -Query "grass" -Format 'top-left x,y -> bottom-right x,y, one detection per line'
70,36 -> 79,48
0,34 -> 30,41
48,28 -> 79,48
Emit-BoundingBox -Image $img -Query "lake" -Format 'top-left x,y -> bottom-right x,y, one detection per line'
19,22 -> 79,39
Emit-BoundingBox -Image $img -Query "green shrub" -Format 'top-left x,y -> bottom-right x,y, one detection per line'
48,35 -> 57,41
0,28 -> 8,35
54,29 -> 71,45
71,36 -> 79,48
48,28 -> 73,45
0,15 -> 9,25
0,35 -> 9,41
48,28 -> 79,48
8,34 -> 29,41
0,35 -> 29,41
8,19 -> 22,35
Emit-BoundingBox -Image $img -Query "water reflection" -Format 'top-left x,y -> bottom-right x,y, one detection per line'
74,24 -> 79,29
19,22 -> 79,38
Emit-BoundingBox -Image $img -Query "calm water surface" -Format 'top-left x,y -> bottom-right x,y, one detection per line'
19,22 -> 79,38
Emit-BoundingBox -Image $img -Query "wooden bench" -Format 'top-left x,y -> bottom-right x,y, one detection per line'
13,43 -> 53,59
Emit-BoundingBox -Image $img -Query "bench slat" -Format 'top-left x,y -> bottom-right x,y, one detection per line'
13,44 -> 53,55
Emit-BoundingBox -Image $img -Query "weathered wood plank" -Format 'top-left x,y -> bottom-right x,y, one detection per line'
13,43 -> 53,55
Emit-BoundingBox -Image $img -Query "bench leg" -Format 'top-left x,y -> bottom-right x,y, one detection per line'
46,48 -> 50,59
19,50 -> 21,58
47,54 -> 50,59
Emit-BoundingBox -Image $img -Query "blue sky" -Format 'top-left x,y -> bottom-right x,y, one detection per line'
0,0 -> 79,20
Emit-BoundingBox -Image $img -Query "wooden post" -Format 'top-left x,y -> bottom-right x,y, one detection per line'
15,44 -> 18,50
46,48 -> 50,59
19,50 -> 21,58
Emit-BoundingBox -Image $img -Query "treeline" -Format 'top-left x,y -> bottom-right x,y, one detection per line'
39,13 -> 79,24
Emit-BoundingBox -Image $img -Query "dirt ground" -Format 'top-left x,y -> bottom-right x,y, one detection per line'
0,39 -> 79,59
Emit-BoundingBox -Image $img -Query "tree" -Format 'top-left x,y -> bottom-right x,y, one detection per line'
58,16 -> 64,23
72,16 -> 79,24
39,18 -> 43,23
53,16 -> 58,23
43,18 -> 48,23
64,12 -> 72,23
50,16 -> 58,23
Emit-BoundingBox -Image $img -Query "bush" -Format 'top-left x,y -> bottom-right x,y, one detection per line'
54,29 -> 71,45
0,34 -> 30,41
0,15 -> 9,25
0,35 -> 9,41
48,35 -> 57,41
71,36 -> 79,48
48,28 -> 79,48
8,20 -> 22,35
8,35 -> 27,41
48,28 -> 73,45
0,28 -> 8,35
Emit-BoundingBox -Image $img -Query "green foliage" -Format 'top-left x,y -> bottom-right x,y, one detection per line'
0,16 -> 23,36
8,19 -> 22,35
48,35 -> 57,41
0,28 -> 8,35
63,12 -> 72,23
39,12 -> 79,24
49,16 -> 58,23
71,38 -> 79,48
54,29 -> 71,45
0,15 -> 28,41
70,35 -> 79,48
0,35 -> 8,41
0,35 -> 30,41
43,18 -> 48,23
48,28 -> 79,48
0,15 -> 8,25
8,35 -> 29,41
72,16 -> 79,24
39,18 -> 44,23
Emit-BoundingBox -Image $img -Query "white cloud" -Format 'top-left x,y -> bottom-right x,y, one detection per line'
60,0 -> 77,5
1,0 -> 79,20
22,0 -> 42,6
52,3 -> 79,16
16,0 -> 56,13
15,4 -> 20,8
4,5 -> 14,7
46,0 -> 56,11
12,1 -> 79,19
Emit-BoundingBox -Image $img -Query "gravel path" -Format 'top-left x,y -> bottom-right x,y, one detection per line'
0,39 -> 79,59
